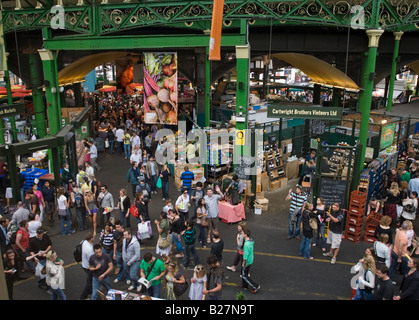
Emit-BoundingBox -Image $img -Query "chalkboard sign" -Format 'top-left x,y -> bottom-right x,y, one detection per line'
319,177 -> 347,209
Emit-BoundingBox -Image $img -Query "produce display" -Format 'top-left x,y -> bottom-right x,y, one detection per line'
143,52 -> 178,125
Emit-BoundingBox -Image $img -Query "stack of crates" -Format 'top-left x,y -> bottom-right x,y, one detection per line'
21,168 -> 49,192
364,211 -> 382,244
344,190 -> 367,244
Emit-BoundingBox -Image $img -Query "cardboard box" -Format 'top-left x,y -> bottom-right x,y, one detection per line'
255,198 -> 269,205
254,203 -> 268,212
279,177 -> 288,189
256,184 -> 262,193
256,191 -> 265,199
270,180 -> 280,190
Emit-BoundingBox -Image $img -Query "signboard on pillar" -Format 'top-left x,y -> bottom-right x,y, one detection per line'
235,129 -> 245,146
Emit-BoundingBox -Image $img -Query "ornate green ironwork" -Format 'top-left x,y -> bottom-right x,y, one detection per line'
2,0 -> 419,35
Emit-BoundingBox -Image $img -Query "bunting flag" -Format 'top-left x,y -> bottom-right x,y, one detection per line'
209,0 -> 224,60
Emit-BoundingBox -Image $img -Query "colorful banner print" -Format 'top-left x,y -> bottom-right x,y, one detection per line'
143,52 -> 178,125
380,123 -> 396,150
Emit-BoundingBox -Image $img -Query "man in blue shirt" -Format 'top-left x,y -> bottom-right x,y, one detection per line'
180,166 -> 195,195
409,172 -> 419,194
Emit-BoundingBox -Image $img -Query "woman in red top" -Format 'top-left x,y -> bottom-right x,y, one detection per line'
14,220 -> 36,273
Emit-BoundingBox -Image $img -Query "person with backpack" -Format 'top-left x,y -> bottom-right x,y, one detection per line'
71,185 -> 88,231
76,166 -> 89,188
79,232 -> 94,300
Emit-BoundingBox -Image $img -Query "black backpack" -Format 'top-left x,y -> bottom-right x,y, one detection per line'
73,240 -> 85,263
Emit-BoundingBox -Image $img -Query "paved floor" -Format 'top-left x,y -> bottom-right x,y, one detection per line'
8,101 -> 419,301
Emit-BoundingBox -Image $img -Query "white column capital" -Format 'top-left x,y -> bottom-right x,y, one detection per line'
393,31 -> 404,41
366,29 -> 384,48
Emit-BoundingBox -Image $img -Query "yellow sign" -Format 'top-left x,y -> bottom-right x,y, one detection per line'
236,130 -> 245,145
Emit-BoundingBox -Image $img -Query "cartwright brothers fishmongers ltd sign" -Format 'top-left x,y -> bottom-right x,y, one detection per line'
268,103 -> 343,120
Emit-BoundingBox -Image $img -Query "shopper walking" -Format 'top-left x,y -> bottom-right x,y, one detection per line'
126,162 -> 140,199
285,184 -> 307,240
89,243 -> 113,300
56,186 -> 74,236
322,202 -> 344,264
80,232 -> 94,300
181,219 -> 200,269
313,197 -> 327,252
45,250 -> 66,300
159,164 -> 171,201
299,202 -> 317,260
204,186 -> 224,244
241,229 -> 260,294
203,254 -> 224,300
97,185 -> 114,229
122,228 -> 142,292
227,221 -> 246,272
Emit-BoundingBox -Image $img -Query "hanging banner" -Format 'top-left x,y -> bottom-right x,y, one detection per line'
0,11 -> 7,71
209,0 -> 224,60
143,52 -> 178,125
380,123 -> 396,150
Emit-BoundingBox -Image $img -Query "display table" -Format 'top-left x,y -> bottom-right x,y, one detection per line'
218,201 -> 245,223
105,289 -> 162,300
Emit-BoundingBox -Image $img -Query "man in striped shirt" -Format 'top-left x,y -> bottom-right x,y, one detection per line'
180,166 -> 195,195
285,184 -> 307,240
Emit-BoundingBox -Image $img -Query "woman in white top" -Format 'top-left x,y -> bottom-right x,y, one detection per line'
45,250 -> 66,300
56,187 -> 74,236
176,188 -> 190,222
352,254 -> 376,300
374,233 -> 391,268
27,214 -> 42,238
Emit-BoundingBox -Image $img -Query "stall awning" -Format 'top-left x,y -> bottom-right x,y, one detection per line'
271,53 -> 360,91
58,51 -> 137,86
408,60 -> 419,75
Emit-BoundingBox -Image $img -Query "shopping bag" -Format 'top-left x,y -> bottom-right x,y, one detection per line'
156,176 -> 162,189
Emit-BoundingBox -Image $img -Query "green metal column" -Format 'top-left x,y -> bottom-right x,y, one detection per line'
74,82 -> 83,107
313,84 -> 321,104
4,69 -> 18,142
28,53 -> 47,138
386,31 -> 404,112
358,29 -> 384,172
205,46 -> 211,128
38,48 -> 60,135
332,87 -> 341,107
234,44 -> 250,163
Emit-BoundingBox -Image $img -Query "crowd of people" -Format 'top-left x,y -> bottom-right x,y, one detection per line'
284,144 -> 419,300
0,94 -> 261,300
1,94 -> 419,300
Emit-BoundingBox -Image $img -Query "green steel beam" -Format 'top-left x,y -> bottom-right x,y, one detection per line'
3,0 -> 419,35
43,34 -> 246,50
